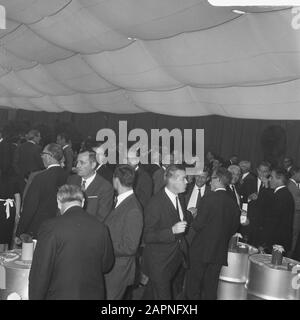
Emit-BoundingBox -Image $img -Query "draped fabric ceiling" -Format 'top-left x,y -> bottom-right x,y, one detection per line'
0,0 -> 298,119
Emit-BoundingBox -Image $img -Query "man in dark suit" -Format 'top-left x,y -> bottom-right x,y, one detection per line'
29,184 -> 114,300
105,165 -> 143,299
226,165 -> 242,209
185,167 -> 240,300
16,143 -> 68,239
127,149 -> 153,210
185,170 -> 212,218
93,143 -> 113,184
260,168 -> 294,253
238,160 -> 257,204
13,129 -> 44,182
142,164 -> 190,300
68,150 -> 114,222
56,132 -> 74,174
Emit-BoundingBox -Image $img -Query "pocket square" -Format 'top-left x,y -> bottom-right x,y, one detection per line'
87,196 -> 98,199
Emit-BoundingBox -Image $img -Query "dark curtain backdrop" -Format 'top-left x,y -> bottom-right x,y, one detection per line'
1,108 -> 300,169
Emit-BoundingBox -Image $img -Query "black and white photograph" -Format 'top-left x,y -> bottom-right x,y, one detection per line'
0,0 -> 300,305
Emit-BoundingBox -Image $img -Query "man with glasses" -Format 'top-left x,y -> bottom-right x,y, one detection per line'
68,149 -> 114,222
16,143 -> 68,239
185,168 -> 240,300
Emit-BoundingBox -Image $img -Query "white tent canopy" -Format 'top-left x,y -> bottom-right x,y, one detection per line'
0,0 -> 298,119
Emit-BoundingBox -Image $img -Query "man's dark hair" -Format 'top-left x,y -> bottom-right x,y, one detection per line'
46,143 -> 64,162
215,167 -> 232,187
113,165 -> 135,188
272,167 -> 289,185
57,132 -> 71,144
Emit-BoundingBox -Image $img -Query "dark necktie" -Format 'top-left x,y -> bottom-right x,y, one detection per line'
81,179 -> 86,191
175,196 -> 181,221
196,188 -> 202,208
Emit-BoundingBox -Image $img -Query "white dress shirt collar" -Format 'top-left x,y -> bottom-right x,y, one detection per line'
47,164 -> 61,169
187,184 -> 205,209
115,189 -> 134,208
62,144 -> 69,150
274,185 -> 286,193
82,172 -> 97,190
215,188 -> 226,192
290,178 -> 297,186
0,138 -> 3,143
242,172 -> 250,180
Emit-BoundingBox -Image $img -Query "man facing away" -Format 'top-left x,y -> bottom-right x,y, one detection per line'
68,150 -> 114,222
16,143 -> 68,239
29,184 -> 114,300
105,165 -> 143,300
185,167 -> 240,300
13,129 -> 44,183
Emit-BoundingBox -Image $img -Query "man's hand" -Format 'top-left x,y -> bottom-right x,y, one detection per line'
248,193 -> 258,201
172,221 -> 188,234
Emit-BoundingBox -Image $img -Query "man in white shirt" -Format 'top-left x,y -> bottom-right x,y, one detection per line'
105,165 -> 143,299
67,150 -> 114,222
16,143 -> 68,239
185,170 -> 211,218
143,164 -> 190,300
227,165 -> 242,208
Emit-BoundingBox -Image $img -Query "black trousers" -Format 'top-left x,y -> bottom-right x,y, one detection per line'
142,258 -> 185,300
185,262 -> 222,300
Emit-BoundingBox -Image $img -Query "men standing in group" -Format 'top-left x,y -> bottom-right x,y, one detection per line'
105,165 -> 143,299
29,185 -> 114,300
127,149 -> 152,210
142,164 -> 190,300
16,143 -> 68,239
260,168 -> 294,253
93,143 -> 113,184
185,170 -> 212,218
185,167 -> 240,300
68,150 -> 114,222
13,129 -> 44,185
56,132 -> 74,174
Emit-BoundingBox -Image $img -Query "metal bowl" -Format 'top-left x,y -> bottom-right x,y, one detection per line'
246,254 -> 300,300
219,242 -> 258,283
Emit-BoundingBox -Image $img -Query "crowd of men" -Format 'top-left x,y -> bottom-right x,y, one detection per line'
0,127 -> 300,300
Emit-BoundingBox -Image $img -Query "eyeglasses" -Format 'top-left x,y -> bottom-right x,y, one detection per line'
40,151 -> 52,157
